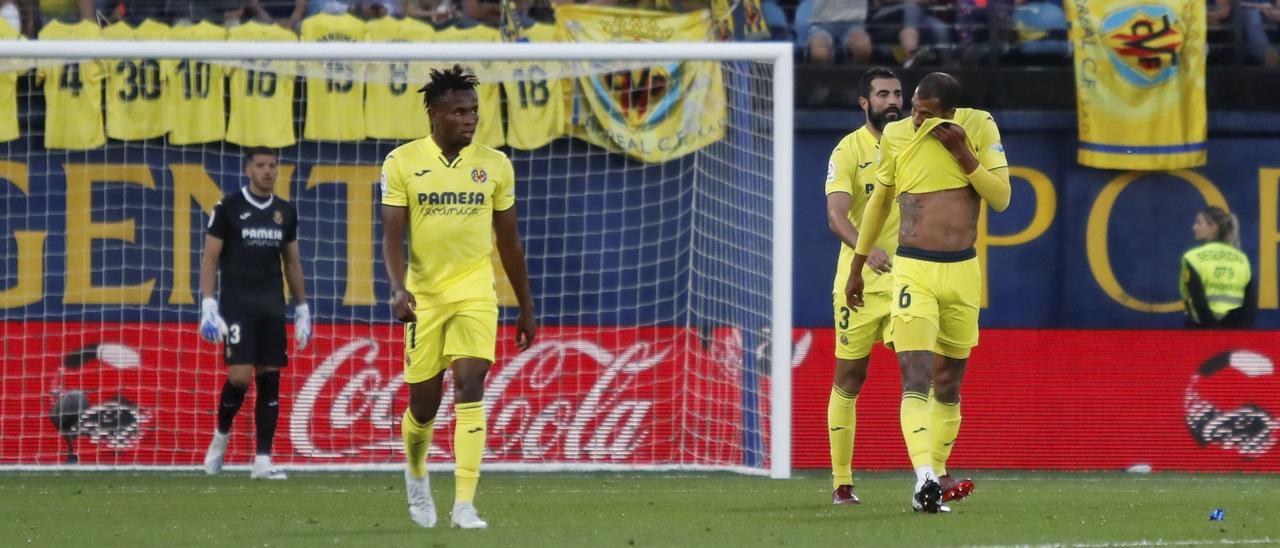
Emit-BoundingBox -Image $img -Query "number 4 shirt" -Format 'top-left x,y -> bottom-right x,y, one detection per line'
36,20 -> 105,150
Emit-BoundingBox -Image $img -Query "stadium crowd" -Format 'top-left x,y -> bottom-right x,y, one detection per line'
1,0 -> 1276,66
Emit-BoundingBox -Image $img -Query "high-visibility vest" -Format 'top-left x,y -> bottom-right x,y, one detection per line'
1181,241 -> 1251,321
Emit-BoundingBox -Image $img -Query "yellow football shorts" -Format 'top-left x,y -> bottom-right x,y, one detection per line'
833,289 -> 892,360
889,246 -> 981,360
404,298 -> 498,384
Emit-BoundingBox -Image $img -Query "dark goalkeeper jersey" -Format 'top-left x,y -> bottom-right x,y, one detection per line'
207,187 -> 298,316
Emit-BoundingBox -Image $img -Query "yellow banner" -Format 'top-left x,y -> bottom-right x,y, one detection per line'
555,5 -> 726,163
1065,0 -> 1206,170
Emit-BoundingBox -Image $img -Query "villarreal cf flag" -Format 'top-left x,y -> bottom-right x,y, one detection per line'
1065,0 -> 1206,170
556,4 -> 727,163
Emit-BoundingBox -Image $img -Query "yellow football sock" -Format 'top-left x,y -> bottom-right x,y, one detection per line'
402,408 -> 434,479
454,402 -> 486,504
827,385 -> 857,489
900,391 -> 932,469
930,396 -> 961,476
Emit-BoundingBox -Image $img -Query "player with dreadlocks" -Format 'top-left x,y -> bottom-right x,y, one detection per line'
380,64 -> 538,529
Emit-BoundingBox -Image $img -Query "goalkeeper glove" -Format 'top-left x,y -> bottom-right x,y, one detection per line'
294,303 -> 312,350
199,298 -> 228,344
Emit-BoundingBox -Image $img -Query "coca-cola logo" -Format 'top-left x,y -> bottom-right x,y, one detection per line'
290,339 -> 403,458
485,338 -> 669,461
287,332 -> 735,463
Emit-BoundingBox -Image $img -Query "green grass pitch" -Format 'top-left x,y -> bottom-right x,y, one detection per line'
1,471 -> 1275,547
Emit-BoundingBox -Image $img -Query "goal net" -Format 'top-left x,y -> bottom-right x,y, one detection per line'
0,37 -> 792,478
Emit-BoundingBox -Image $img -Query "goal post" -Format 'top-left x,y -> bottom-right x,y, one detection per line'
0,39 -> 792,478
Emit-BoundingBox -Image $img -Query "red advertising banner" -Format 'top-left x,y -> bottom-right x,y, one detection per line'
791,329 -> 1280,472
0,323 -> 746,467
5,323 -> 1278,472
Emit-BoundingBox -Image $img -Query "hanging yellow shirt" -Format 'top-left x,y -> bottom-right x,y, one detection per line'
380,136 -> 516,306
0,19 -> 21,143
301,13 -> 366,141
825,126 -> 899,294
876,108 -> 1007,195
36,20 -> 105,150
503,23 -> 567,150
226,21 -> 297,148
437,24 -> 506,148
103,19 -> 171,141
165,21 -> 227,145
364,16 -> 434,140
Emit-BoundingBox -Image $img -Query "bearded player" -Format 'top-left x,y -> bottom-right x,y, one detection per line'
823,67 -> 903,505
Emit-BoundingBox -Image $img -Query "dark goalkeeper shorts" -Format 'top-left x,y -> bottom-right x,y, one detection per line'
222,313 -> 288,367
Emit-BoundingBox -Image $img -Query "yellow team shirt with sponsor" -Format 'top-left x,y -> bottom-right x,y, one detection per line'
37,20 -> 105,150
876,108 -> 1007,196
103,19 -> 170,140
825,126 -> 899,294
381,136 -> 516,307
364,16 -> 434,140
503,23 -> 567,150
0,19 -> 21,143
226,21 -> 297,148
301,13 -> 366,141
436,24 -> 506,148
165,21 -> 227,145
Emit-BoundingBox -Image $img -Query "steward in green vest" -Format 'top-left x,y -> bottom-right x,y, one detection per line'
1180,206 -> 1255,328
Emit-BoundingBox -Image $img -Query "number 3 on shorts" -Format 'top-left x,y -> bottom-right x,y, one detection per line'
898,285 -> 911,309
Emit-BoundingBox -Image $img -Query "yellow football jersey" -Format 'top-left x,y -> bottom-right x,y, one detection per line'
0,19 -> 21,143
301,13 -> 366,141
503,23 -> 567,150
103,19 -> 171,141
436,24 -> 505,148
825,126 -> 899,294
226,21 -> 297,148
876,108 -> 1007,196
380,136 -> 516,307
364,16 -> 433,140
165,21 -> 227,145
36,20 -> 106,150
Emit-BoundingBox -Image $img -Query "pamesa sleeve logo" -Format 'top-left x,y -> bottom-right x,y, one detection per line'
1101,4 -> 1184,87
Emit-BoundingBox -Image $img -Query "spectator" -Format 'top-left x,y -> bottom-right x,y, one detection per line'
1240,0 -> 1280,67
404,0 -> 456,26
249,0 -> 306,29
167,0 -> 246,23
1180,206 -> 1255,329
1012,0 -> 1067,60
802,0 -> 872,64
867,0 -> 951,66
37,0 -> 93,22
760,0 -> 788,40
359,0 -> 400,17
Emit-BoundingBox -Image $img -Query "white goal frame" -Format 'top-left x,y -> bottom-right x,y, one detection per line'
5,40 -> 794,479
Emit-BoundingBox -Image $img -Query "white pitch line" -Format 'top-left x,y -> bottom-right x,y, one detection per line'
974,537 -> 1275,548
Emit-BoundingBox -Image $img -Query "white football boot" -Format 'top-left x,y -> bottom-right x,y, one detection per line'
203,431 -> 229,476
450,502 -> 488,529
250,454 -> 287,480
405,469 -> 438,528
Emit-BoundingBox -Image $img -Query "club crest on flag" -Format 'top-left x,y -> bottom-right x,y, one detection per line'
471,168 -> 487,184
590,64 -> 679,130
1101,4 -> 1184,87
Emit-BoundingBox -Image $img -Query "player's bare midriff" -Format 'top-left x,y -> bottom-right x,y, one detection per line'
897,187 -> 981,251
